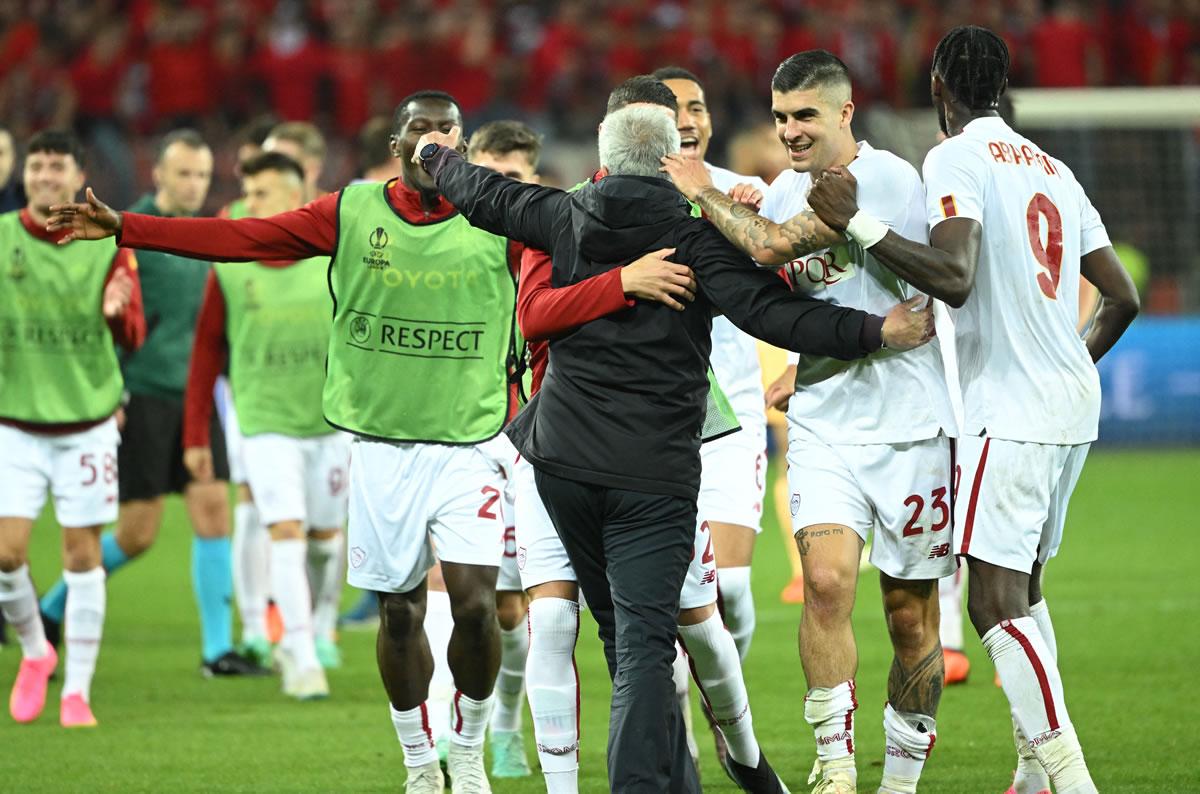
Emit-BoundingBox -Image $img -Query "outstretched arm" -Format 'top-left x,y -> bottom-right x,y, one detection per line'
1080,246 -> 1139,362
661,154 -> 842,266
47,188 -> 339,262
423,145 -> 565,254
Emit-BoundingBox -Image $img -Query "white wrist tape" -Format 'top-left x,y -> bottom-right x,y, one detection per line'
845,210 -> 888,249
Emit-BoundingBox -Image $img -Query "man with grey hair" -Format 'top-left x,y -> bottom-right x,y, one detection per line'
415,89 -> 934,792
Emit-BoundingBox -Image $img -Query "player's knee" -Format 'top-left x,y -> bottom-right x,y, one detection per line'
495,592 -> 527,630
450,586 -> 498,633
804,566 -> 856,614
885,597 -> 934,651
0,549 -> 26,572
379,592 -> 424,640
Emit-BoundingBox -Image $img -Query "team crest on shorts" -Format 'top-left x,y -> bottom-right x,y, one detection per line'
349,546 -> 367,569
790,493 -> 801,516
517,546 -> 527,570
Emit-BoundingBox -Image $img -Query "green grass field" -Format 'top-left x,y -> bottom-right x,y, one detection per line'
3,449 -> 1198,792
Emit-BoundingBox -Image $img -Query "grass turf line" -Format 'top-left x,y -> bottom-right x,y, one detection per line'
1,450 -> 1196,792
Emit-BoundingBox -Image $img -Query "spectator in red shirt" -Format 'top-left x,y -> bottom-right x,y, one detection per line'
1029,0 -> 1102,88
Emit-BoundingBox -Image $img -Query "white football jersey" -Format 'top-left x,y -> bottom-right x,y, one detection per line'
706,162 -> 769,430
761,142 -> 958,444
923,117 -> 1110,445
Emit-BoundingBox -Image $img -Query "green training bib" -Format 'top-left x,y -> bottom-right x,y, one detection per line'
214,257 -> 332,438
0,211 -> 124,423
324,183 -> 516,443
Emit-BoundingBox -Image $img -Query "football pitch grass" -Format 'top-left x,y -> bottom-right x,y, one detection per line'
2,449 -> 1197,792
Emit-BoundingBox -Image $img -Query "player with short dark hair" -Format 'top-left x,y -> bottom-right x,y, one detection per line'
37,128 -> 266,678
263,121 -> 327,202
182,150 -> 347,700
0,128 -> 144,727
666,50 -> 958,794
807,26 -> 1139,794
49,90 -> 520,793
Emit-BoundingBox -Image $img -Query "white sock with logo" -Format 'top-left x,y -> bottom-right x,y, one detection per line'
450,691 -> 494,750
678,611 -> 760,767
880,702 -> 936,793
526,597 -> 580,791
391,702 -> 438,768
983,617 -> 1095,793
804,680 -> 857,784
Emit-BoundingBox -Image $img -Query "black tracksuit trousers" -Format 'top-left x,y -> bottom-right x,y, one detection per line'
534,468 -> 701,794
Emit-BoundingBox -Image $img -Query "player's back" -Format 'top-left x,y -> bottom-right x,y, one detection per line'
923,117 -> 1110,445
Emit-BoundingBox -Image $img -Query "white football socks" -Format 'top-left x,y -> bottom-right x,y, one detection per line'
231,501 -> 269,644
62,567 -> 106,702
391,702 -> 438,768
678,611 -> 760,767
450,691 -> 494,749
880,702 -> 936,793
804,680 -> 858,784
938,569 -> 965,650
306,534 -> 343,643
673,641 -> 699,763
423,589 -> 455,744
270,539 -> 319,671
717,565 -> 756,660
526,597 -> 580,792
0,565 -> 47,659
1010,600 -> 1058,793
983,616 -> 1095,794
491,616 -> 529,733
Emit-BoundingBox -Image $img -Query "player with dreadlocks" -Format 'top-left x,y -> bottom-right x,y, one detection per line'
806,25 -> 1138,794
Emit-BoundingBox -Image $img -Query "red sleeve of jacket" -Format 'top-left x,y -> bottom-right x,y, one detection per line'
118,192 -> 341,261
182,272 -> 228,450
516,247 -> 634,342
103,248 -> 145,351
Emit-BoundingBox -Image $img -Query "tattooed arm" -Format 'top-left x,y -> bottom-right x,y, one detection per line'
694,185 -> 844,267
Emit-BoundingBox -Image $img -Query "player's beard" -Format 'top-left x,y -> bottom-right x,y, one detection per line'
936,102 -> 950,137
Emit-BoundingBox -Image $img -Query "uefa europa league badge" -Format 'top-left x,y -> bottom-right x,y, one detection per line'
790,493 -> 801,517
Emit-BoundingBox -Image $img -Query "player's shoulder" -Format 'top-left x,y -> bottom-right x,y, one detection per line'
705,162 -> 768,193
922,133 -> 990,174
855,143 -> 920,186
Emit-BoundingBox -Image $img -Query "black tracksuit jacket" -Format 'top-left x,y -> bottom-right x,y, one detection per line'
426,148 -> 884,499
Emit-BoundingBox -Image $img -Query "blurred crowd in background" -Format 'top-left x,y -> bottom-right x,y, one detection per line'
1,0 -> 1198,308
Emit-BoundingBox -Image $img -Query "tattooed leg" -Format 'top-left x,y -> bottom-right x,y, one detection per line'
879,575 -> 943,792
795,524 -> 862,688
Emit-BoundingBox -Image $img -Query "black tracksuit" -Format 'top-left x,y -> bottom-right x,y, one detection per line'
427,148 -> 884,792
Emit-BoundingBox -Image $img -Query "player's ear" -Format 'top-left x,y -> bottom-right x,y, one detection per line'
388,135 -> 403,159
842,100 -> 855,129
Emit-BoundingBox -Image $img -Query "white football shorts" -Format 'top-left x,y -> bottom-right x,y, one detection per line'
0,418 -> 120,527
698,425 -> 767,532
241,432 -> 350,529
954,436 -> 1089,573
787,431 -> 957,581
347,438 -> 507,594
214,376 -> 247,485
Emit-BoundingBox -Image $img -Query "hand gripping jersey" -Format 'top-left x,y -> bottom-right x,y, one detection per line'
761,142 -> 957,444
705,163 -> 769,432
923,118 -> 1110,444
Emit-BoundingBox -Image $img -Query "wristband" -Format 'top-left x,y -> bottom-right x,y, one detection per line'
845,210 -> 888,249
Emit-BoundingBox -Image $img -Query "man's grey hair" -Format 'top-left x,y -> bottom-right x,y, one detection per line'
597,105 -> 681,178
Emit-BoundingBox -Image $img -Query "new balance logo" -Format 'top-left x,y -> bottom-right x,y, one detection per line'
700,570 -> 717,585
928,543 -> 951,559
